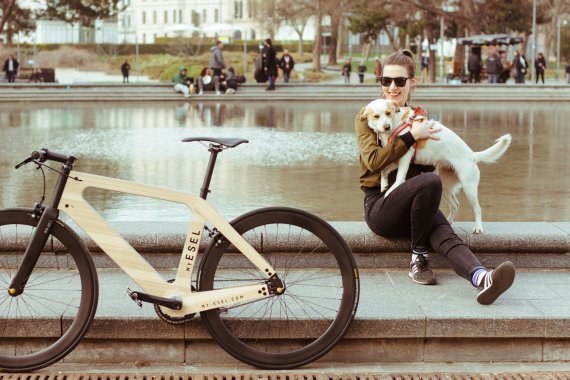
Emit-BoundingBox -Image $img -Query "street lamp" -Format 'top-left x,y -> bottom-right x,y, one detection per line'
530,0 -> 538,83
557,17 -> 568,81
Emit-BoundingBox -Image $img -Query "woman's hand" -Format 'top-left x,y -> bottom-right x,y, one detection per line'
411,119 -> 441,141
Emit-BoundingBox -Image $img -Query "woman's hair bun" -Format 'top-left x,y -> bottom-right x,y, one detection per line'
402,49 -> 414,59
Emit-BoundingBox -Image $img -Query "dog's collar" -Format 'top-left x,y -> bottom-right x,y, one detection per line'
387,106 -> 428,144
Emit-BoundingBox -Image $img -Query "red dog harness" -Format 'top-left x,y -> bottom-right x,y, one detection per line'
386,106 -> 428,162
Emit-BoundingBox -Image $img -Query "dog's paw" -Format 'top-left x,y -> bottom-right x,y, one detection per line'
473,225 -> 484,234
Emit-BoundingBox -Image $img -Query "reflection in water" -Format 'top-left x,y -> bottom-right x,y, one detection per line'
0,100 -> 569,223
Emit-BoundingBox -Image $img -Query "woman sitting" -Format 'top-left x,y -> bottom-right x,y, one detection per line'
197,68 -> 221,95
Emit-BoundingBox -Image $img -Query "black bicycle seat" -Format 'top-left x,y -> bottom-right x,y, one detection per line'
181,137 -> 249,148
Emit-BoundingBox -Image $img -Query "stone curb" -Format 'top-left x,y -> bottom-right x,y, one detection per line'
1,83 -> 570,101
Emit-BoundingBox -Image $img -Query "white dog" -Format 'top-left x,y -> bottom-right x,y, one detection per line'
361,98 -> 512,234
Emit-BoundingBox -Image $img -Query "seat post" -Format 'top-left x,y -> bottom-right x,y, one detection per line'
200,145 -> 222,199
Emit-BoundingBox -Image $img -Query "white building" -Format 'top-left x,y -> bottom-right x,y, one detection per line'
117,0 -> 318,44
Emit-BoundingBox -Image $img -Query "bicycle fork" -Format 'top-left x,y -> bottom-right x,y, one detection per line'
8,206 -> 59,297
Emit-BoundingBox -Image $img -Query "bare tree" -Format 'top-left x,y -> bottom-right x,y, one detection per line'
323,0 -> 347,65
249,0 -> 283,40
1,0 -> 122,38
347,0 -> 392,62
275,0 -> 312,56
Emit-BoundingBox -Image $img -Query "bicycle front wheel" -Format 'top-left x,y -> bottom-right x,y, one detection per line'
198,207 -> 359,369
0,208 -> 99,372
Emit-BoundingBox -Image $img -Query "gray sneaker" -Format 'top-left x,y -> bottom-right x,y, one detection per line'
477,261 -> 515,305
409,255 -> 436,285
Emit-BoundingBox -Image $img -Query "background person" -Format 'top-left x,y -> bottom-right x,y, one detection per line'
209,40 -> 226,79
374,57 -> 383,83
197,67 -> 221,95
262,38 -> 278,91
3,54 -> 19,83
485,47 -> 502,84
468,49 -> 481,83
342,59 -> 352,83
420,53 -> 429,83
121,60 -> 131,83
357,62 -> 367,83
512,51 -> 528,84
534,52 -> 546,84
172,65 -> 192,98
278,49 -> 295,83
355,49 -> 515,305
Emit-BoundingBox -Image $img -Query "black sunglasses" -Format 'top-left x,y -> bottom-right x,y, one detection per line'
380,76 -> 409,87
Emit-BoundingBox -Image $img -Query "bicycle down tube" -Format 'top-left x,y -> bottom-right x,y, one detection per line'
58,170 -> 279,317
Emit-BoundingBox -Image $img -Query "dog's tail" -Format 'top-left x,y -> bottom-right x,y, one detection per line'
474,133 -> 512,164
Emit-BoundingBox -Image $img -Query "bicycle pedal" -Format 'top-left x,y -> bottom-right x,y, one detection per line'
127,287 -> 143,307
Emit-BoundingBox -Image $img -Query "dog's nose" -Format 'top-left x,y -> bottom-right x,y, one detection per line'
383,124 -> 391,131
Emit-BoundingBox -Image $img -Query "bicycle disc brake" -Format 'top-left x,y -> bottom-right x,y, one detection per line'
154,279 -> 196,325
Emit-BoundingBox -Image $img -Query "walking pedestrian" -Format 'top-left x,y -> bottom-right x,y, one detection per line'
355,49 -> 515,305
278,49 -> 295,83
3,54 -> 19,83
566,58 -> 570,84
262,38 -> 278,91
121,60 -> 131,83
534,52 -> 546,84
209,40 -> 226,79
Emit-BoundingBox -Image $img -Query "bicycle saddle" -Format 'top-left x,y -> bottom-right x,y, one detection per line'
181,137 -> 249,148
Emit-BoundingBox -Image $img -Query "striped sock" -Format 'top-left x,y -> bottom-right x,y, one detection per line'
472,268 -> 489,287
412,248 -> 429,263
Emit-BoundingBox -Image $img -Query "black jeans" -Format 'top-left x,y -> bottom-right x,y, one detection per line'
364,173 -> 484,282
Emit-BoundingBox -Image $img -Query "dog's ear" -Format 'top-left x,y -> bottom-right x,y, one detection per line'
359,106 -> 369,122
387,100 -> 400,114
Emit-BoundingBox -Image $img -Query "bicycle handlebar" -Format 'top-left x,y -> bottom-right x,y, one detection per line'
15,149 -> 76,169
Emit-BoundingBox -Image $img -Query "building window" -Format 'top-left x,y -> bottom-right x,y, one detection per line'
202,9 -> 207,23
164,10 -> 168,23
173,10 -> 176,23
234,1 -> 243,19
153,10 -> 157,24
142,11 -> 146,24
215,9 -> 219,23
179,9 -> 182,23
192,10 -> 200,26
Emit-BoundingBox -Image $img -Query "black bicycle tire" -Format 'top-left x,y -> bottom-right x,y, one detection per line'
197,207 -> 359,369
0,208 -> 99,372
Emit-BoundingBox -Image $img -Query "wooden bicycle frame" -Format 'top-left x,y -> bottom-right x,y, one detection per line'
59,170 -> 276,317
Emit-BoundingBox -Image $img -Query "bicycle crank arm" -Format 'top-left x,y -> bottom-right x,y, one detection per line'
127,287 -> 182,310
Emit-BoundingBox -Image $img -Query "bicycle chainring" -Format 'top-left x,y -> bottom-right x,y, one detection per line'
154,280 -> 196,325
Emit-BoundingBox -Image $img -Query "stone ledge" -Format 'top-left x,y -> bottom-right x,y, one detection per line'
56,220 -> 570,254
2,221 -> 568,269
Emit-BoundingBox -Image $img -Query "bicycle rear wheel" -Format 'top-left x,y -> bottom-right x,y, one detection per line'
198,207 -> 359,369
0,208 -> 98,372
